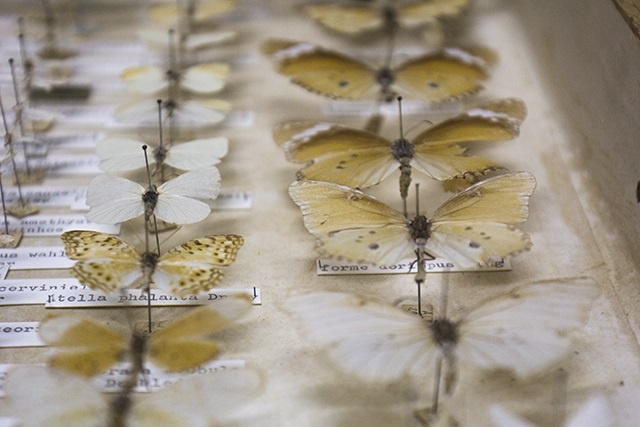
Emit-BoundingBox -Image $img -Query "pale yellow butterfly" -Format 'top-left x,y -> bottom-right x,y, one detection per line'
149,0 -> 237,24
262,38 -> 495,102
61,230 -> 244,296
274,98 -> 527,194
6,365 -> 262,427
120,63 -> 229,95
288,172 -> 535,269
304,0 -> 469,35
114,98 -> 231,126
38,293 -> 252,377
284,277 -> 600,383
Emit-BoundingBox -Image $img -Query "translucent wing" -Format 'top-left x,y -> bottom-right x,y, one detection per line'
38,313 -> 128,378
410,144 -> 499,183
5,366 -> 109,427
181,63 -> 229,94
397,0 -> 469,28
297,147 -> 397,189
425,172 -> 535,267
457,277 -> 600,377
154,234 -> 244,295
128,367 -> 262,427
164,137 -> 228,170
85,175 -> 146,224
96,137 -> 149,172
394,48 -> 491,102
148,293 -> 251,371
121,65 -> 167,94
154,167 -> 221,224
262,38 -> 377,99
275,121 -> 390,162
285,292 -> 437,382
174,99 -> 231,125
61,231 -> 143,292
288,180 -> 414,265
303,4 -> 382,35
489,405 -> 536,427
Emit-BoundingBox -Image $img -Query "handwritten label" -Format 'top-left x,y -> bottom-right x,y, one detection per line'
0,323 -> 42,348
1,186 -> 86,207
0,246 -> 71,270
316,257 -> 511,275
0,215 -> 119,237
45,287 -> 262,308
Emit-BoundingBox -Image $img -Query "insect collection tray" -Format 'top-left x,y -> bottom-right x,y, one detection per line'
0,0 -> 638,426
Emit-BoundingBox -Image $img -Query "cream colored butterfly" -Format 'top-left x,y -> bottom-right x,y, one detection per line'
262,38 -> 495,102
96,136 -> 228,172
489,395 -> 612,427
285,277 -> 600,383
304,0 -> 469,35
85,166 -> 220,225
149,0 -> 237,25
138,29 -> 237,51
61,230 -> 244,297
275,98 -> 527,194
114,98 -> 231,126
120,63 -> 229,95
288,172 -> 535,269
6,365 -> 262,427
38,293 -> 252,377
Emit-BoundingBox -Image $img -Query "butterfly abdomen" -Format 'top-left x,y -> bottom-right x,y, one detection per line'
140,252 -> 160,286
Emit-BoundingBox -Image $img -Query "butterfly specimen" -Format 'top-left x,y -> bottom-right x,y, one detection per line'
289,172 -> 535,269
38,293 -> 252,377
6,365 -> 262,427
304,0 -> 469,36
262,38 -> 494,102
121,63 -> 229,95
149,0 -> 237,25
139,29 -> 237,51
285,277 -> 600,384
114,98 -> 231,126
490,394 -> 612,427
61,230 -> 244,297
85,166 -> 220,225
274,98 -> 527,195
96,136 -> 228,172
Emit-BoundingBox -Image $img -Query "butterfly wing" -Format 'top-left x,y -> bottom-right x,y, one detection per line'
128,367 -> 262,427
154,167 -> 220,224
148,293 -> 251,371
174,99 -> 231,125
262,38 -> 377,99
303,4 -> 383,35
394,48 -> 491,102
154,234 -> 244,296
285,292 -> 437,382
148,0 -> 236,23
62,231 -> 143,292
397,0 -> 470,28
38,313 -> 128,378
85,175 -> 146,224
289,180 -> 414,265
181,63 -> 229,94
489,405 -> 537,427
411,98 -> 526,183
164,137 -> 228,170
425,171 -> 535,267
96,137 -> 150,172
5,366 -> 110,427
138,30 -> 236,50
457,277 -> 600,377
566,395 -> 612,427
121,65 -> 167,94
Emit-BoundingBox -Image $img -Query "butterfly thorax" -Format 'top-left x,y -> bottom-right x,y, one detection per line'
376,67 -> 396,101
142,186 -> 159,218
409,214 -> 431,244
430,318 -> 459,355
165,69 -> 180,83
140,251 -> 160,285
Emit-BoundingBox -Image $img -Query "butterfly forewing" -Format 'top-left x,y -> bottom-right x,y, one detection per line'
164,137 -> 228,170
457,277 -> 600,377
398,0 -> 470,27
181,63 -> 229,94
410,144 -> 499,183
121,66 -> 166,94
85,175 -> 146,224
285,292 -> 436,382
304,4 -> 383,34
96,137 -> 148,172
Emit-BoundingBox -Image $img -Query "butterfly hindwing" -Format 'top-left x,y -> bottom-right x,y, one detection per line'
164,137 -> 228,170
181,63 -> 229,94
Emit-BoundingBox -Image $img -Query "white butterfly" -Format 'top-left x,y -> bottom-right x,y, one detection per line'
5,365 -> 263,427
85,166 -> 220,225
96,136 -> 228,172
114,98 -> 231,126
138,29 -> 237,51
489,394 -> 612,427
285,277 -> 599,384
120,63 -> 229,95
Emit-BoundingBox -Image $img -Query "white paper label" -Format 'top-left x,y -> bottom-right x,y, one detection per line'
316,257 -> 511,275
0,215 -> 119,237
0,246 -> 71,270
23,154 -> 102,175
0,278 -> 90,305
1,186 -> 87,207
0,265 -> 8,280
45,287 -> 262,308
210,191 -> 253,209
0,323 -> 42,348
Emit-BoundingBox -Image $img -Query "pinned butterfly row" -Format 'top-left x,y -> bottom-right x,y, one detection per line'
262,1 -> 606,425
